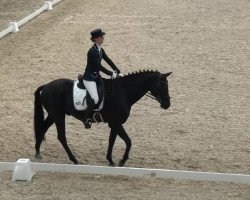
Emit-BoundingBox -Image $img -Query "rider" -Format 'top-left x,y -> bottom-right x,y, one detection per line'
82,28 -> 123,129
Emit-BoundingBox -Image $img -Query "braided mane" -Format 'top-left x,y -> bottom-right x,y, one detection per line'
125,69 -> 159,76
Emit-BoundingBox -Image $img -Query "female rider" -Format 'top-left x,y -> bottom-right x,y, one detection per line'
82,28 -> 123,128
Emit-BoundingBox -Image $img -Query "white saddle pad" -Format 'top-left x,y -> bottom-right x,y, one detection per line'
73,81 -> 104,111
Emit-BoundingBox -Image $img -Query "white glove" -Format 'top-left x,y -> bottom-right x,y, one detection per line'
112,72 -> 117,79
118,73 -> 124,77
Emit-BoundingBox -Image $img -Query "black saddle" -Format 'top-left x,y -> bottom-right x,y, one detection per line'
77,74 -> 105,109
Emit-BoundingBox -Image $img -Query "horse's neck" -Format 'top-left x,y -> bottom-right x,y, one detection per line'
121,72 -> 158,106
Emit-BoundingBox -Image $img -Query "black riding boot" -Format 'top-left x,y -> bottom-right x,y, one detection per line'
83,99 -> 95,129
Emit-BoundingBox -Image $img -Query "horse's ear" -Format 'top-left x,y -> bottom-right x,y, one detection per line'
166,72 -> 172,77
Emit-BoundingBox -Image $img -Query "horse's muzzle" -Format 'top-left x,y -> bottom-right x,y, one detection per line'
161,102 -> 170,109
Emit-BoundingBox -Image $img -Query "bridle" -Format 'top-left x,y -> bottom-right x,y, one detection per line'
145,80 -> 171,103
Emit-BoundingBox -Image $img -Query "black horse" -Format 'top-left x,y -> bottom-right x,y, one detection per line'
34,70 -> 172,166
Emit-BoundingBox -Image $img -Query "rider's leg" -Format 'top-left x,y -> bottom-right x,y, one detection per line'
83,80 -> 99,128
83,80 -> 99,104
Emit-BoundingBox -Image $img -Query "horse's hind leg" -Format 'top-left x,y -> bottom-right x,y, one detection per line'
55,115 -> 79,164
35,115 -> 54,159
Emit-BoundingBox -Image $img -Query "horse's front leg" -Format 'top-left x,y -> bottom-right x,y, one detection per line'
106,128 -> 117,166
117,124 -> 132,167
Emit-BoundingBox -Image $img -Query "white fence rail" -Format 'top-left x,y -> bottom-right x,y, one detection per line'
0,159 -> 250,184
0,0 -> 63,39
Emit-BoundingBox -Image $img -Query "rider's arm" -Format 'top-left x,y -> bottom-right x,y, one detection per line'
102,49 -> 120,74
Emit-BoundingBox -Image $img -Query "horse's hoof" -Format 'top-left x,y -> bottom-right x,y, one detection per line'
74,161 -> 83,165
35,154 -> 42,159
118,159 -> 126,167
109,162 -> 116,167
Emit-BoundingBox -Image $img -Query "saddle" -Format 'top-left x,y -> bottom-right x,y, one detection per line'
76,74 -> 105,110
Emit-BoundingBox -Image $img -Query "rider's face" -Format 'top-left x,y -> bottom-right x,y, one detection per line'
95,36 -> 104,45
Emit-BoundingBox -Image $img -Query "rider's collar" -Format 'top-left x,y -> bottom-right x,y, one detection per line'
94,43 -> 102,52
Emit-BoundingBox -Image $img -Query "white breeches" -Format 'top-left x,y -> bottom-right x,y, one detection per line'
83,80 -> 99,104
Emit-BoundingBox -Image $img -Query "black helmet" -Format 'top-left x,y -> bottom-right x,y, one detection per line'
90,28 -> 105,39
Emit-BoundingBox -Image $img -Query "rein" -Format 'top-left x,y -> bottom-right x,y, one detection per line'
145,93 -> 158,100
149,93 -> 172,102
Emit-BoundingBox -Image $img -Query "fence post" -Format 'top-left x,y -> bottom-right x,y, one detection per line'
9,22 -> 19,32
44,1 -> 53,11
12,159 -> 35,181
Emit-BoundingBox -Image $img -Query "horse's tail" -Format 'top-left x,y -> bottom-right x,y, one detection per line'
34,85 -> 45,140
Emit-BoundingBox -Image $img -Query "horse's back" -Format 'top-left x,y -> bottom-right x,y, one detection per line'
40,78 -> 74,113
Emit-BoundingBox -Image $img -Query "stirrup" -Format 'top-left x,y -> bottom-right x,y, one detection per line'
84,118 -> 92,129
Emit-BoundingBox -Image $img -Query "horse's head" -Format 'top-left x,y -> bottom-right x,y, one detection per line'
149,72 -> 172,109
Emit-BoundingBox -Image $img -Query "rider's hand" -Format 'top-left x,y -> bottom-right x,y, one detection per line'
117,73 -> 124,77
111,72 -> 117,79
